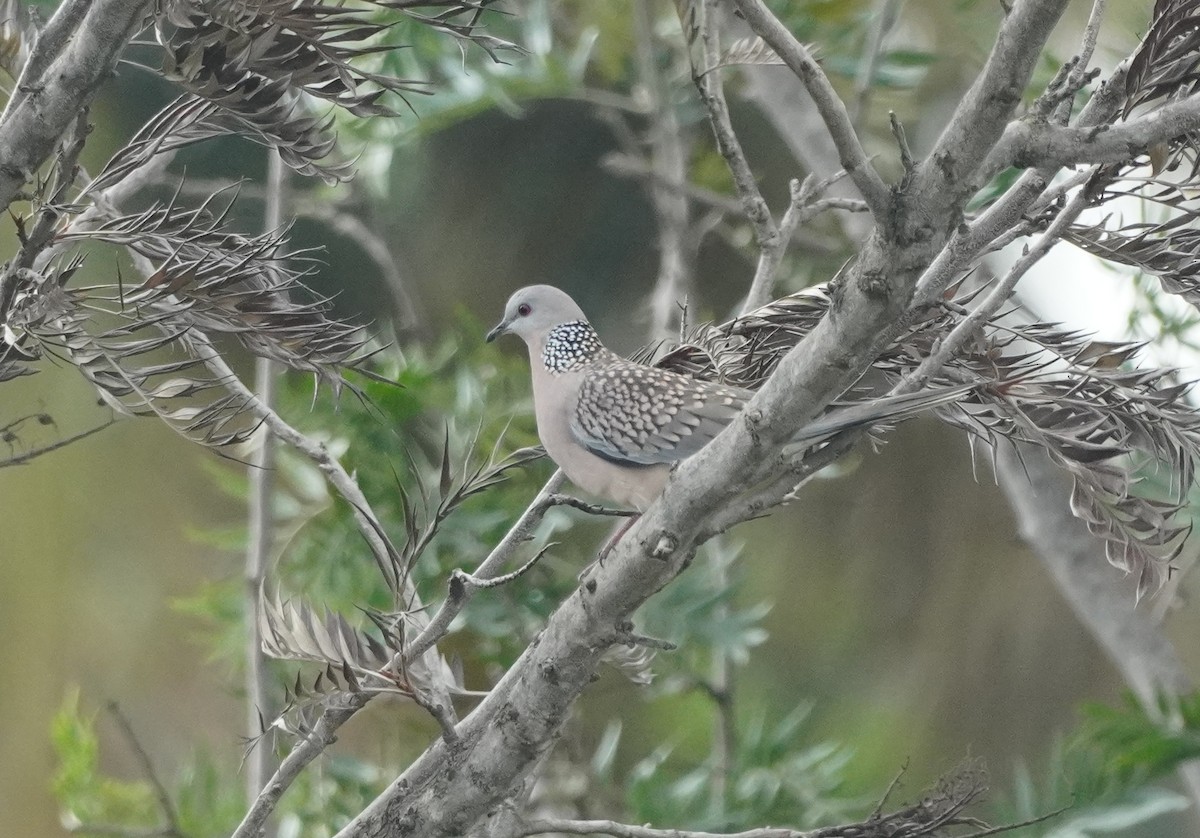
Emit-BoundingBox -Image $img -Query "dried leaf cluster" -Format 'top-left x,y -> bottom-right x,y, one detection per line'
0,1 -> 509,449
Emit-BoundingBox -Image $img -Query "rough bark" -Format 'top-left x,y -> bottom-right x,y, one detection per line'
0,0 -> 151,211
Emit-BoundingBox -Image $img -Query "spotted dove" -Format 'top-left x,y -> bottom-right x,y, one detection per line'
486,284 -> 966,511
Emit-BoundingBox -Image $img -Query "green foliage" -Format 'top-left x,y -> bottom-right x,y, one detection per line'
339,0 -> 602,184
52,691 -> 244,838
626,703 -> 861,831
994,691 -> 1200,836
173,752 -> 249,837
1128,269 -> 1200,353
640,537 -> 769,684
1077,692 -> 1200,788
278,755 -> 388,837
270,319 -> 564,651
52,691 -> 160,833
177,317 -> 565,674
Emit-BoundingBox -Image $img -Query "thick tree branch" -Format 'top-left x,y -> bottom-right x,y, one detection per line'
519,820 -> 808,837
915,0 -> 1071,209
986,93 -> 1200,176
0,0 -> 151,211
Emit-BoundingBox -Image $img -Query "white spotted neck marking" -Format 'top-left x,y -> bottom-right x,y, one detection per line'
542,320 -> 603,373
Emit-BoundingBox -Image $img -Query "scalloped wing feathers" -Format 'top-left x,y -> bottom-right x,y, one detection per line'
569,361 -> 749,466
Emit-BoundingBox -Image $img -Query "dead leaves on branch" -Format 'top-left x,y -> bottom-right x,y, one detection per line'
135,0 -> 516,184
0,173 -> 370,444
643,285 -> 1199,599
251,430 -> 539,727
258,593 -> 462,738
59,186 -> 367,372
1125,0 -> 1200,118
1,0 -> 516,450
1065,171 -> 1200,313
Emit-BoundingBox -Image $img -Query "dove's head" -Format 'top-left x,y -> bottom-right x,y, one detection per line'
486,285 -> 589,346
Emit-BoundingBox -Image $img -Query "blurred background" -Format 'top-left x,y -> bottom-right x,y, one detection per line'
3,1 -> 1199,836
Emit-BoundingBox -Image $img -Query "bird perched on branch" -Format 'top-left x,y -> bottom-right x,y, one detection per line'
487,284 -> 969,513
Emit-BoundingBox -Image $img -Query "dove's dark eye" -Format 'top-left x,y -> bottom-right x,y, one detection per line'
517,303 -> 532,316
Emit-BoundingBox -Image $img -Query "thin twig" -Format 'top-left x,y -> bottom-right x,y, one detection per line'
187,333 -> 453,711
230,698 -> 366,838
691,0 -> 777,249
452,543 -> 553,589
900,168 -> 1099,393
850,0 -> 903,128
106,702 -> 183,838
243,148 -> 286,805
603,152 -> 746,215
402,471 -> 566,666
1053,0 -> 1108,125
518,818 -> 810,837
708,545 -> 735,814
743,178 -> 800,312
547,494 -> 638,518
635,0 -> 693,339
731,0 -> 889,217
194,337 -> 399,587
64,825 -> 179,838
410,689 -> 460,746
299,201 -> 422,334
870,759 -> 909,818
889,111 -> 915,183
0,418 -> 117,467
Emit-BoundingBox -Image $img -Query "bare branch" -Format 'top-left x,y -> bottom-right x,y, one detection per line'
0,418 -> 116,468
1053,0 -> 1108,125
230,697 -> 367,838
106,702 -> 182,838
915,0 -> 1072,208
547,494 -> 638,518
901,169 -> 1098,392
730,0 -> 889,217
244,149 -> 286,802
0,0 -> 150,211
988,92 -> 1200,174
603,152 -> 746,215
518,820 -> 808,837
690,0 -> 777,250
850,0 -> 903,128
742,178 -> 802,313
634,0 -> 693,339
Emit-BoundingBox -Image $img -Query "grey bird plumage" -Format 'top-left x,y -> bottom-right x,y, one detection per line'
487,285 -> 969,511
487,285 -> 742,509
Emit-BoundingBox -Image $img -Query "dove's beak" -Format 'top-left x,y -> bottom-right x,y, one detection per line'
485,318 -> 510,343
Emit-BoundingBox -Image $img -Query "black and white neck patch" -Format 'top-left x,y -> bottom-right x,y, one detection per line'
542,320 -> 603,373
